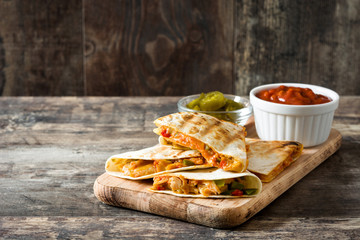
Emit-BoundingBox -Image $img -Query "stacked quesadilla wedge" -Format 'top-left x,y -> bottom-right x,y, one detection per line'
150,168 -> 262,198
246,138 -> 303,182
153,112 -> 248,173
106,144 -> 211,180
104,112 -> 303,199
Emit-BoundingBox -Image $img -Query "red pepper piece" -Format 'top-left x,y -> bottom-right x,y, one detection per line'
220,160 -> 227,169
156,185 -> 165,190
231,189 -> 244,196
161,129 -> 171,138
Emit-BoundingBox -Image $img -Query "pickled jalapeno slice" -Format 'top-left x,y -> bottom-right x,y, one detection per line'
224,99 -> 244,111
186,91 -> 244,112
199,91 -> 227,111
187,93 -> 205,109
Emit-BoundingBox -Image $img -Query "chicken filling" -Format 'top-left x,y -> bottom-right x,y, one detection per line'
106,157 -> 207,178
151,176 -> 257,197
157,127 -> 242,171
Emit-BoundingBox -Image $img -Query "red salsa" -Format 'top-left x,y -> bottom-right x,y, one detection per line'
256,85 -> 332,105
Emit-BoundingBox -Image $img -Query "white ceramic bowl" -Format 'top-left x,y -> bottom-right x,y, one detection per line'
178,94 -> 253,126
249,83 -> 339,147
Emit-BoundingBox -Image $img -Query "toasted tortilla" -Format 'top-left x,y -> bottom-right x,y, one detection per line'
154,112 -> 248,172
105,144 -> 211,180
149,168 -> 262,198
246,138 -> 303,182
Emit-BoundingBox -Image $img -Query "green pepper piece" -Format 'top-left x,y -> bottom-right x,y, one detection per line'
187,93 -> 205,109
244,189 -> 257,195
214,179 -> 226,187
183,159 -> 195,166
230,181 -> 244,190
199,91 -> 227,111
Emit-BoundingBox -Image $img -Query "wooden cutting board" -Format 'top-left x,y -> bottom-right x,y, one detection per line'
93,120 -> 342,229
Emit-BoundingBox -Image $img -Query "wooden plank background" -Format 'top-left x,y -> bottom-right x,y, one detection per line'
0,0 -> 359,96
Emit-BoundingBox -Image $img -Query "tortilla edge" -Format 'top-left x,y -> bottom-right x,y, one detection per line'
148,189 -> 259,198
105,164 -> 212,180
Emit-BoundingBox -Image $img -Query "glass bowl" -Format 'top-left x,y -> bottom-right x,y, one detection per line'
177,94 -> 253,126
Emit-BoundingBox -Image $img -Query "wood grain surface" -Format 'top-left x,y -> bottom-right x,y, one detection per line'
0,0 -> 83,96
0,1 -> 359,96
234,0 -> 360,95
93,128 -> 342,228
0,96 -> 359,238
84,0 -> 234,96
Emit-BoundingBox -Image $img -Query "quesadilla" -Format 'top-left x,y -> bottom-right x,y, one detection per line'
105,145 -> 211,180
246,139 -> 303,182
153,112 -> 248,172
150,168 -> 262,198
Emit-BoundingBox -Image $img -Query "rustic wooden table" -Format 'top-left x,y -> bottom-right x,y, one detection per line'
1,97 -> 359,239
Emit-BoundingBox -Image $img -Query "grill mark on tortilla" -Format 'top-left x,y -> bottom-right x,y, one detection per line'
212,122 -> 243,146
282,142 -> 300,147
181,113 -> 213,138
177,113 -> 198,133
280,142 -> 303,158
181,113 -> 239,144
182,113 -> 195,122
190,115 -> 243,147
